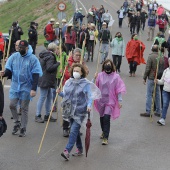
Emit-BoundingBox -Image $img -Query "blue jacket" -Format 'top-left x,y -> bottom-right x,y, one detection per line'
5,45 -> 42,100
148,15 -> 156,27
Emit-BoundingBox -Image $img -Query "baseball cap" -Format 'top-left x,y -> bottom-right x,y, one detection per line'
19,40 -> 29,48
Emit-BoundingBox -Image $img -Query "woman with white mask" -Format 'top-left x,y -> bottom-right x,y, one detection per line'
57,63 -> 101,160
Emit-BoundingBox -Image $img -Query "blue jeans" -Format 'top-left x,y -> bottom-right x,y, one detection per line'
146,79 -> 161,114
65,119 -> 82,153
36,87 -> 52,116
101,43 -> 109,62
162,90 -> 170,119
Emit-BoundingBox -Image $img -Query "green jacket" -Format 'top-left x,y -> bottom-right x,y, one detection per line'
143,52 -> 164,80
55,52 -> 68,78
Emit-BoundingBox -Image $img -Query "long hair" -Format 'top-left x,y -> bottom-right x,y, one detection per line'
66,26 -> 72,34
102,59 -> 116,72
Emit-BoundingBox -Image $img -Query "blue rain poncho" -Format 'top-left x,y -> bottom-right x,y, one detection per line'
5,45 -> 43,100
60,78 -> 101,125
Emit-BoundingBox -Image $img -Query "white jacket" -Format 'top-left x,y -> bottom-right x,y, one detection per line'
157,68 -> 170,92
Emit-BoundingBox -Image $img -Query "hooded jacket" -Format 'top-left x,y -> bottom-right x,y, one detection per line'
38,50 -> 60,88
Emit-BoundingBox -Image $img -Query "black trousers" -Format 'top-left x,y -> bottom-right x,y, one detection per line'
29,41 -> 36,55
65,43 -> 74,55
100,115 -> 111,139
136,24 -> 141,34
141,21 -> 145,30
63,120 -> 70,130
112,55 -> 122,71
119,18 -> 123,27
130,24 -> 135,34
87,40 -> 95,60
0,51 -> 3,71
0,80 -> 4,117
129,61 -> 137,74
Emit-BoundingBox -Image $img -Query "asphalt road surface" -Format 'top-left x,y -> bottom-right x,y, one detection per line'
1,0 -> 170,170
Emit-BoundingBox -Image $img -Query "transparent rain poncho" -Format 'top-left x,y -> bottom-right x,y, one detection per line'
61,78 -> 101,125
5,45 -> 43,100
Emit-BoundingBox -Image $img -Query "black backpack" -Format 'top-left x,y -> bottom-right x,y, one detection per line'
157,56 -> 165,79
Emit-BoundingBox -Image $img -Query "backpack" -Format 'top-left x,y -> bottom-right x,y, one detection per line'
149,15 -> 156,26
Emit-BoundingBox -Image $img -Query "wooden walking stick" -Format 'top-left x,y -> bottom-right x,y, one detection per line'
96,42 -> 102,73
38,66 -> 67,154
0,41 -> 6,82
80,34 -> 86,64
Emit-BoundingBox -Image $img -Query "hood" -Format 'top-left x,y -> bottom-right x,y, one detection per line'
39,50 -> 55,59
21,45 -> 33,58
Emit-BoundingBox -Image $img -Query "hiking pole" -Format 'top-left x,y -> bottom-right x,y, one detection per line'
2,27 -> 13,87
96,42 -> 102,73
80,34 -> 86,64
0,41 -> 6,83
38,66 -> 67,154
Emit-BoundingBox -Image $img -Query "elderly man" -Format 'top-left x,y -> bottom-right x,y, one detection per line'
0,40 -> 42,137
140,45 -> 163,117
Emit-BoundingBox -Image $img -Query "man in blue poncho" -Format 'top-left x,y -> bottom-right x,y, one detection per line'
0,40 -> 42,137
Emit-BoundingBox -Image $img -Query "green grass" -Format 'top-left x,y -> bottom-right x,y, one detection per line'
0,0 -> 74,45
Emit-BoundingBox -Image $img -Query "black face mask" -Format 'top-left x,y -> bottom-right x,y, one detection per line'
117,35 -> 121,38
104,65 -> 112,74
19,50 -> 26,56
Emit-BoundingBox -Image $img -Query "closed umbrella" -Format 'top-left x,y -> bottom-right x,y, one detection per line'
85,112 -> 92,157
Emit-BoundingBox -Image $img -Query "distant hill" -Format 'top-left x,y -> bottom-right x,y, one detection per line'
0,0 -> 74,44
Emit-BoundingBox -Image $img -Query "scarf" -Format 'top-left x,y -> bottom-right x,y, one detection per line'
116,37 -> 123,44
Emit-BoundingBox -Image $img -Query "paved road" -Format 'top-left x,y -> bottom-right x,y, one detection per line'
1,0 -> 170,170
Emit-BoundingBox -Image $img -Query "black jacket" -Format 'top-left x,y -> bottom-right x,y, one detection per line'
28,26 -> 38,42
9,26 -> 23,43
140,12 -> 148,22
38,50 -> 60,88
130,15 -> 137,25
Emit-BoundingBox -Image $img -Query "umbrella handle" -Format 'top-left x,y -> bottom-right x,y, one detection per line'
87,111 -> 90,119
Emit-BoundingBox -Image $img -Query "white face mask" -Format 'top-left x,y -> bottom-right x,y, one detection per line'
73,72 -> 81,79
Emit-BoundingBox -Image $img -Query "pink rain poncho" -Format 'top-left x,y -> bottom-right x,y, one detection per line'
94,71 -> 126,120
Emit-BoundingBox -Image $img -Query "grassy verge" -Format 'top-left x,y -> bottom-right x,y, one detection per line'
0,0 -> 74,45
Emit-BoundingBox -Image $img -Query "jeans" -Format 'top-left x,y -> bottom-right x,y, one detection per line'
129,61 -> 137,74
101,43 -> 109,62
146,79 -> 161,114
100,115 -> 111,139
112,55 -> 122,71
36,87 -> 52,116
65,119 -> 82,153
10,99 -> 30,129
161,90 -> 170,119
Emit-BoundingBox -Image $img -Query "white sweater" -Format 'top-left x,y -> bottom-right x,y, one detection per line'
157,68 -> 170,92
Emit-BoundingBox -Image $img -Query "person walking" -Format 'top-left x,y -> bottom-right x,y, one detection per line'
0,80 -> 4,120
117,6 -> 126,28
0,40 -> 42,137
58,63 -> 100,160
61,19 -> 67,44
140,9 -> 148,31
102,10 -> 112,27
28,22 -> 38,54
147,11 -> 157,41
126,34 -> 146,77
98,22 -> 112,64
155,58 -> 170,125
136,11 -> 141,34
94,59 -> 126,145
110,32 -> 125,73
65,24 -> 76,55
35,43 -> 60,123
140,45 -> 163,117
156,15 -> 168,34
129,11 -> 137,34
127,4 -> 135,27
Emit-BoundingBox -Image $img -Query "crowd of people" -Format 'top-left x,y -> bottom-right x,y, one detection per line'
0,0 -> 170,161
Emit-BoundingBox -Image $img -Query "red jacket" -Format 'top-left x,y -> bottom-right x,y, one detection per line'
0,32 -> 4,52
126,39 -> 146,65
65,31 -> 76,45
156,19 -> 167,29
45,24 -> 55,41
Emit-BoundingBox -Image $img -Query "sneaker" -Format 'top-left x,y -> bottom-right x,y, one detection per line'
35,116 -> 44,123
100,132 -> 104,139
102,138 -> 108,145
154,112 -> 161,117
72,148 -> 83,156
18,128 -> 26,137
12,122 -> 21,135
44,115 -> 57,122
61,150 -> 69,160
63,129 -> 69,137
157,118 -> 165,126
140,113 -> 150,117
52,106 -> 57,112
